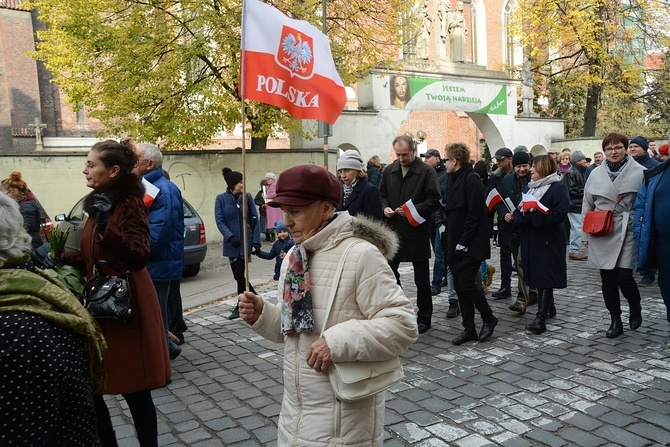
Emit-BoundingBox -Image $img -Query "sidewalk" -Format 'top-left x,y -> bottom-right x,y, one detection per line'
106,251 -> 670,447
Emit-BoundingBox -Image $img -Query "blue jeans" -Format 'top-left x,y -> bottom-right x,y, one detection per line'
567,212 -> 583,254
153,280 -> 179,354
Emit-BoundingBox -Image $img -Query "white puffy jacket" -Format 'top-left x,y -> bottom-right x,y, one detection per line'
251,212 -> 418,446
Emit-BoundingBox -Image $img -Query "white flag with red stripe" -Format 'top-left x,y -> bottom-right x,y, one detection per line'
401,199 -> 426,227
240,0 -> 347,125
485,189 -> 503,212
520,193 -> 549,215
142,178 -> 160,208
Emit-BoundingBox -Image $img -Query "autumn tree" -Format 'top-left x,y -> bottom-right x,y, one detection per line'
511,0 -> 661,137
29,0 -> 410,149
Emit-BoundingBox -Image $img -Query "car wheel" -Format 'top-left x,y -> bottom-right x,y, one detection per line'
183,263 -> 200,277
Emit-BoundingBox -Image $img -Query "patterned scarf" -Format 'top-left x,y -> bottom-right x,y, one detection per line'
605,154 -> 629,181
342,179 -> 358,205
527,172 -> 561,201
281,244 -> 314,335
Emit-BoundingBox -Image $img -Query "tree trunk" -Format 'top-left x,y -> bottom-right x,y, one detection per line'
250,136 -> 268,150
582,82 -> 601,137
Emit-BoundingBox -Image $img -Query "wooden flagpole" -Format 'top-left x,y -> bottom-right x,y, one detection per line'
240,0 -> 251,292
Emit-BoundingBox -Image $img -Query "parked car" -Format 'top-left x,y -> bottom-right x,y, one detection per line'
54,196 -> 207,277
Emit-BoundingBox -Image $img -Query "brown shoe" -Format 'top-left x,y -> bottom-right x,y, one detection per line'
569,253 -> 587,261
485,265 -> 495,288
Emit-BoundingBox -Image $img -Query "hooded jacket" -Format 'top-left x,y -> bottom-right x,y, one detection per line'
250,212 -> 418,446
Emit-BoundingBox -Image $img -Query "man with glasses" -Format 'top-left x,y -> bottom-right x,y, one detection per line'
380,135 -> 442,334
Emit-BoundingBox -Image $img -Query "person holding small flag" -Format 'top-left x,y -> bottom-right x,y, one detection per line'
443,143 -> 498,345
513,155 -> 570,335
380,135 -> 441,334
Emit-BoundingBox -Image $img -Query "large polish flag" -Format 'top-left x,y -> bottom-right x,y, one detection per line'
240,0 -> 347,125
520,193 -> 549,215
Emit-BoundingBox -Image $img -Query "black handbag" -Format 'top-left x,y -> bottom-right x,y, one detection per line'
82,260 -> 133,321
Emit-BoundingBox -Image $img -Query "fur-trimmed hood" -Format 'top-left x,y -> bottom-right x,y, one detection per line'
350,214 -> 399,260
83,173 -> 144,213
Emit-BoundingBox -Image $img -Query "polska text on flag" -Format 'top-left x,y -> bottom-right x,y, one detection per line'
520,193 -> 549,215
485,189 -> 503,212
401,199 -> 426,227
240,0 -> 347,125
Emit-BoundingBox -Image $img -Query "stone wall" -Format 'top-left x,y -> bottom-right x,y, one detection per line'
0,149 -> 336,243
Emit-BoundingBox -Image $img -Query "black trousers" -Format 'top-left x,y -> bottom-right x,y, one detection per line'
453,261 -> 494,332
94,391 -> 157,447
230,258 -> 257,295
389,258 -> 432,324
168,280 -> 187,338
600,268 -> 641,316
498,223 -> 513,290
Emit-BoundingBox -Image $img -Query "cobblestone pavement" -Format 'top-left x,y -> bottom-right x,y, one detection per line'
106,248 -> 670,447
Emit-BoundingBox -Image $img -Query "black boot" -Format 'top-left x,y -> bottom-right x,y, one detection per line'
526,288 -> 550,334
446,299 -> 460,318
228,303 -> 240,320
629,302 -> 642,330
606,315 -> 623,338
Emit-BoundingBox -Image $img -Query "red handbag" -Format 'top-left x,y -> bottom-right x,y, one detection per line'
583,195 -> 622,237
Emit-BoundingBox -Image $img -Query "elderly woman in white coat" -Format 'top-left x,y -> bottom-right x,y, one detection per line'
582,132 -> 645,338
238,164 -> 418,446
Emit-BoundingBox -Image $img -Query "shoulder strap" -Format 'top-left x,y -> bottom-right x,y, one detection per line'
319,240 -> 363,337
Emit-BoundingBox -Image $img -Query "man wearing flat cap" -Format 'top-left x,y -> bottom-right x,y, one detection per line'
238,164 -> 417,446
490,147 -> 514,299
380,135 -> 442,334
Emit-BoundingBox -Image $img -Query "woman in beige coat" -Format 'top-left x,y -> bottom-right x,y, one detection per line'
239,165 -> 418,446
582,132 -> 645,338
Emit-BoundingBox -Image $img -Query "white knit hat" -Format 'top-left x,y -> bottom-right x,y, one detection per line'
264,172 -> 277,180
337,150 -> 364,171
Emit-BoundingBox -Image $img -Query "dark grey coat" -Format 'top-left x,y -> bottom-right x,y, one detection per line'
380,156 -> 441,262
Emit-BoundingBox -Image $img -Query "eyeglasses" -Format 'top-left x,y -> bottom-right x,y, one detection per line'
444,158 -> 451,161
604,145 -> 625,153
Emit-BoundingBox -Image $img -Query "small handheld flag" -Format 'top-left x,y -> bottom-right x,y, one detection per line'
485,189 -> 503,212
402,199 -> 426,227
142,178 -> 160,208
520,193 -> 549,215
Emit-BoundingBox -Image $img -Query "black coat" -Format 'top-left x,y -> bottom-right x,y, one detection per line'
561,165 -> 587,213
498,171 -> 531,239
380,157 -> 441,262
513,182 -> 569,289
443,164 -> 491,272
336,178 -> 383,220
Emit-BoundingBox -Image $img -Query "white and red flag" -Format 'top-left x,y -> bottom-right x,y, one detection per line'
402,199 -> 426,227
240,0 -> 347,125
142,178 -> 160,208
520,193 -> 549,215
485,189 -> 503,212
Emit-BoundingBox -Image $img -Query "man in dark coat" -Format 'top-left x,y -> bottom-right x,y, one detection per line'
562,150 -> 589,261
380,135 -> 442,334
490,147 -> 514,298
500,151 -> 537,314
421,149 -> 449,296
135,142 -> 184,360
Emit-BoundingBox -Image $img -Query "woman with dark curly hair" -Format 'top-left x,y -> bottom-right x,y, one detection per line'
1,171 -> 43,248
64,139 -> 170,447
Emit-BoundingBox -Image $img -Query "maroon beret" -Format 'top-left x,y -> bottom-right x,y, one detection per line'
266,164 -> 341,208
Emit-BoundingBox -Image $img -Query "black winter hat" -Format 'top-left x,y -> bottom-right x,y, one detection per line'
222,167 -> 243,190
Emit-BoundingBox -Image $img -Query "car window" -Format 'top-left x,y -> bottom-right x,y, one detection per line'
183,199 -> 195,218
69,197 -> 87,223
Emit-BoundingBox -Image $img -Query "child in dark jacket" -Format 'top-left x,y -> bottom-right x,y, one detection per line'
255,221 -> 294,280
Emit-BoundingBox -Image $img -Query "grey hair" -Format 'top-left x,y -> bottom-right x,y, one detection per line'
137,142 -> 163,167
0,192 -> 32,267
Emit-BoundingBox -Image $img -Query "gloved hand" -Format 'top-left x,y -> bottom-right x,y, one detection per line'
228,236 -> 241,248
252,243 -> 261,254
91,193 -> 112,234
